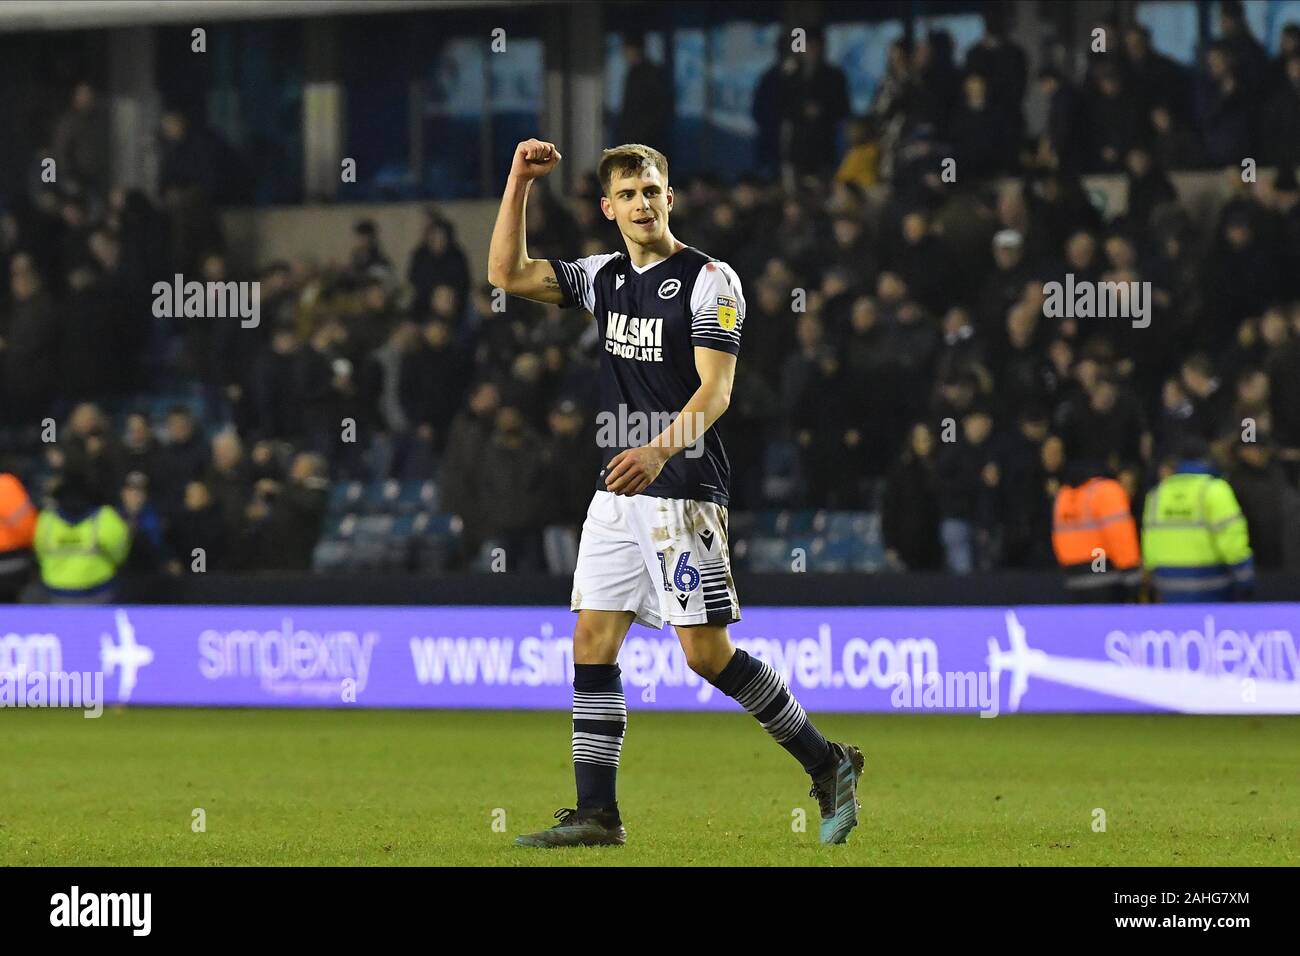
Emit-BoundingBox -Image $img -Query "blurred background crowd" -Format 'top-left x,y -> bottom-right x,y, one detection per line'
2,1 -> 1300,599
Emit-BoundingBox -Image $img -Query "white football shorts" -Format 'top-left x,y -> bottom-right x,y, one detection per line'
570,490 -> 741,629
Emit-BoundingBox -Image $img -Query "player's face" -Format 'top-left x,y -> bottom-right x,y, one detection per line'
602,165 -> 672,247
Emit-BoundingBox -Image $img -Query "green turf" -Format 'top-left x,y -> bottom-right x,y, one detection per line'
0,708 -> 1295,866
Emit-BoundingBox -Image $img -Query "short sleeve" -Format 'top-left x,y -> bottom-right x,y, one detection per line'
689,260 -> 745,355
548,253 -> 620,315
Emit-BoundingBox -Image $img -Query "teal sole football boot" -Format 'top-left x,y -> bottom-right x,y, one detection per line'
513,808 -> 627,848
810,743 -> 866,845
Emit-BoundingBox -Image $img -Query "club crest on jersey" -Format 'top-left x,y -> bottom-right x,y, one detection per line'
716,294 -> 738,331
658,278 -> 681,299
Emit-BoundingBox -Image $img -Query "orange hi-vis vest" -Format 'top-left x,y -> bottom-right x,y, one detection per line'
1052,477 -> 1140,586
0,472 -> 37,553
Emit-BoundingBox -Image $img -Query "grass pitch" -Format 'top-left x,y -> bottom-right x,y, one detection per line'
1,708 -> 1295,866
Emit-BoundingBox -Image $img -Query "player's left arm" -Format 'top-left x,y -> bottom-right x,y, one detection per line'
605,262 -> 744,496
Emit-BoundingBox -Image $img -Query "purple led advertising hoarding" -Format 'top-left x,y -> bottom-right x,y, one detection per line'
1,604 -> 1298,714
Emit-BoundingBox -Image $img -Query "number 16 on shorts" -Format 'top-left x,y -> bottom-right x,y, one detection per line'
657,551 -> 700,593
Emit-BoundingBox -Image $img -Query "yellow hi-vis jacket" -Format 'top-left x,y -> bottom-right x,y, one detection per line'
1141,465 -> 1254,601
34,505 -> 131,597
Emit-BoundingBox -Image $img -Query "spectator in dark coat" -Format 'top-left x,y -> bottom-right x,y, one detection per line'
1180,354 -> 1235,443
157,109 -> 225,271
950,72 -> 1015,179
407,216 -> 469,318
52,82 -> 109,197
250,323 -> 304,441
242,452 -> 329,570
1060,375 -> 1150,476
168,480 -> 228,572
403,319 -> 469,455
1086,63 -> 1147,171
1227,435 -> 1298,569
1267,54 -> 1300,165
1122,25 -> 1191,122
790,345 -> 858,508
2,253 -> 57,423
935,407 -> 1001,573
475,405 -> 548,571
1217,1 -> 1268,97
1200,208 -> 1278,350
542,398 -> 601,526
891,208 -> 959,315
1198,45 -> 1255,166
118,472 -> 170,576
152,406 -> 210,521
881,422 -> 943,571
1036,69 -> 1089,172
616,32 -> 674,154
206,430 -> 252,542
782,29 -> 851,179
347,219 -> 394,290
1148,103 -> 1203,170
978,228 -> 1031,336
996,404 -> 1054,567
59,263 -> 118,401
965,11 -> 1027,138
1123,147 -> 1177,233
297,320 -> 358,462
752,35 -> 796,177
120,413 -> 159,486
912,30 -> 961,130
441,381 -> 500,562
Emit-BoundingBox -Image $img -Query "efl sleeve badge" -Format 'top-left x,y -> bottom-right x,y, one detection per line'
716,295 -> 738,331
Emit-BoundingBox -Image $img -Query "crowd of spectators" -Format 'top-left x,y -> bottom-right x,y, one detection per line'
3,4 -> 1300,585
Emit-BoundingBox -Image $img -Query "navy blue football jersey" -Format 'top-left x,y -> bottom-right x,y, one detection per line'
548,246 -> 746,506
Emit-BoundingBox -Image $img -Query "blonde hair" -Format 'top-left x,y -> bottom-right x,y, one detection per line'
597,144 -> 669,196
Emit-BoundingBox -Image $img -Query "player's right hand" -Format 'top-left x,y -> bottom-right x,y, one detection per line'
510,139 -> 562,181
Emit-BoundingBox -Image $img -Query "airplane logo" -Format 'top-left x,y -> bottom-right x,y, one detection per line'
987,610 -> 1300,714
100,610 -> 154,702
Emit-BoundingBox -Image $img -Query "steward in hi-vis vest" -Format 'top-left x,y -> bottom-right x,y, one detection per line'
34,471 -> 131,602
0,471 -> 37,601
1142,443 -> 1254,603
1052,463 -> 1141,602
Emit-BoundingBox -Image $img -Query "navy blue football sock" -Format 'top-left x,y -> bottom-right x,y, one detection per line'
572,663 -> 626,813
712,648 -> 832,775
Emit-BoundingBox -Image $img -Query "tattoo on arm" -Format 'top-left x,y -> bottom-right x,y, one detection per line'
543,275 -> 560,288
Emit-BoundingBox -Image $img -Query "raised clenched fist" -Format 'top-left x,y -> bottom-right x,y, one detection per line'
510,139 -> 562,181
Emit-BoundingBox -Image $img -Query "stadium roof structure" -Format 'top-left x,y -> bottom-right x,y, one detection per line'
0,0 -> 525,32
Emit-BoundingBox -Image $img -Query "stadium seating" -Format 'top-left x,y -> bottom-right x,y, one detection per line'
309,481 -> 886,575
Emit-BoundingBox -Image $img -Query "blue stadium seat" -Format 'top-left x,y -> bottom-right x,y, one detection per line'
820,511 -> 874,541
393,480 -> 437,513
412,512 -> 463,572
761,440 -> 802,505
749,511 -> 784,536
415,512 -> 463,537
363,479 -> 402,514
328,481 -> 365,515
743,536 -> 793,573
311,539 -> 352,572
354,514 -> 394,539
727,510 -> 754,541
